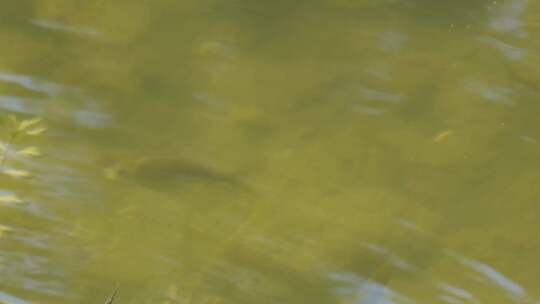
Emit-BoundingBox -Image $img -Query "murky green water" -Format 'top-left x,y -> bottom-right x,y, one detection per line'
1,0 -> 540,303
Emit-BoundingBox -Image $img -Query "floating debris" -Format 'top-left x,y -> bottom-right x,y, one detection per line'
434,130 -> 453,142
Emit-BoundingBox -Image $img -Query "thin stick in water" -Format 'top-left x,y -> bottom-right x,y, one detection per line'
104,289 -> 117,304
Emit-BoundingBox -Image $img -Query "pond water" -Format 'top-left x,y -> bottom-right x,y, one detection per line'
1,0 -> 540,303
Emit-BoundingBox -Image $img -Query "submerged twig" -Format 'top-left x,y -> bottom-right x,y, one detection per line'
104,289 -> 117,304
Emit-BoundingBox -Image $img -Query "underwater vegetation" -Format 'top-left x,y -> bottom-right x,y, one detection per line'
0,115 -> 46,205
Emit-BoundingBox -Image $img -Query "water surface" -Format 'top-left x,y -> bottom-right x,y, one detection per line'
1,0 -> 540,303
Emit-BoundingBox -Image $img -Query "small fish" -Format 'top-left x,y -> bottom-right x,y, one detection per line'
105,156 -> 250,192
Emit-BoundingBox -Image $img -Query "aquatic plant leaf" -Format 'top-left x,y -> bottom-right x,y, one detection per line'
17,146 -> 41,157
0,194 -> 23,204
2,169 -> 31,178
25,126 -> 47,136
0,224 -> 12,237
17,117 -> 41,131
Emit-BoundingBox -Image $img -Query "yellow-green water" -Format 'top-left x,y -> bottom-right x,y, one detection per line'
1,0 -> 540,303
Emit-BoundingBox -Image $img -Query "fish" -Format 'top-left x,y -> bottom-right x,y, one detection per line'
104,156 -> 250,192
